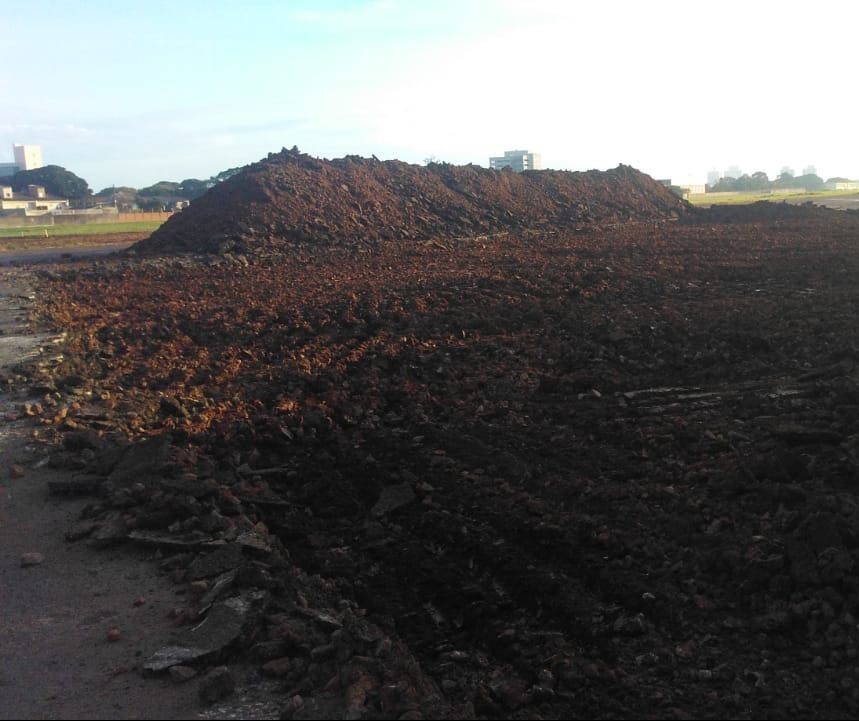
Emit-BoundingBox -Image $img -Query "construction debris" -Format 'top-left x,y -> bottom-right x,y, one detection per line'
20,159 -> 859,717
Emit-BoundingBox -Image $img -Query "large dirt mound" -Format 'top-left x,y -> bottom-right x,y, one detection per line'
135,148 -> 688,254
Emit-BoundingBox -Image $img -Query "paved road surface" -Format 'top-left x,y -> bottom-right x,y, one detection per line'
0,243 -> 133,267
0,269 -> 198,720
0,267 -> 282,720
787,194 -> 859,211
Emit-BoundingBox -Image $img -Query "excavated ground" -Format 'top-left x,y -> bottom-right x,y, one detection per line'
18,206 -> 859,719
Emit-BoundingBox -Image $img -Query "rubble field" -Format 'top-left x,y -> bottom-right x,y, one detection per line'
20,184 -> 859,719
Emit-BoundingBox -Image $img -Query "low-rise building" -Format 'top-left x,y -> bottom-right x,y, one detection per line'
0,184 -> 69,215
825,180 -> 859,191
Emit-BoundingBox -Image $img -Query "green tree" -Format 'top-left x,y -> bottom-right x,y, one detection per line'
94,186 -> 139,210
177,178 -> 212,199
795,174 -> 824,191
733,174 -> 756,192
94,185 -> 137,197
210,166 -> 244,184
773,170 -> 799,189
138,181 -> 180,197
7,165 -> 91,199
711,176 -> 739,192
750,171 -> 770,191
137,197 -> 166,211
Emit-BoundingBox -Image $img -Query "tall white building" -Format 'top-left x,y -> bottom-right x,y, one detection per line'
12,144 -> 43,171
489,150 -> 542,172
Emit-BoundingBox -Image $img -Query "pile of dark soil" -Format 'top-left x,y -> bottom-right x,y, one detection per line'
134,148 -> 688,254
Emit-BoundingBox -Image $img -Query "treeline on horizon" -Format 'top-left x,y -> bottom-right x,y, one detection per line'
709,170 -> 853,193
0,164 -> 245,210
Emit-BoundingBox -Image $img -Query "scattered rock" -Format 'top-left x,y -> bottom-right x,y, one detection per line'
144,590 -> 268,673
108,434 -> 173,486
65,520 -> 99,541
371,483 -> 416,518
20,552 -> 44,568
198,666 -> 235,705
187,544 -> 244,581
88,513 -> 128,548
169,665 -> 197,683
261,657 -> 292,677
48,477 -> 100,496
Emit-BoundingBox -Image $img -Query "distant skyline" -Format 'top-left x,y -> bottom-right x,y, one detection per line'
3,0 -> 858,191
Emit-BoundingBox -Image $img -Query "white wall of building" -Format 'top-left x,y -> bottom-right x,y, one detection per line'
12,145 -> 43,171
489,150 -> 542,172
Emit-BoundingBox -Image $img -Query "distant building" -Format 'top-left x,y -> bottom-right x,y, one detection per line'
677,183 -> 706,195
0,184 -> 69,215
724,166 -> 742,179
707,169 -> 722,186
13,145 -> 43,171
0,144 -> 45,177
825,180 -> 859,191
489,150 -> 542,172
803,165 -> 817,177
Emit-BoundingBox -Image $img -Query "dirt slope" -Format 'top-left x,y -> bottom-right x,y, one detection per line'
135,149 -> 688,254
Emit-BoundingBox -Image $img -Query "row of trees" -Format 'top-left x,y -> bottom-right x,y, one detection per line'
709,170 -> 840,193
2,164 -> 245,210
96,166 -> 245,210
2,165 -> 91,200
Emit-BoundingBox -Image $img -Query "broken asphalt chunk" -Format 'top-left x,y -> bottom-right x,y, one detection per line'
143,590 -> 269,674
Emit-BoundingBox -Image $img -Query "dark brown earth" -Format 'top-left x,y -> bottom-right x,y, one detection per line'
15,198 -> 859,718
135,149 -> 687,255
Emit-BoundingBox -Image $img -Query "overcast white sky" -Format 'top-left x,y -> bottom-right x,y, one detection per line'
2,0 -> 857,190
